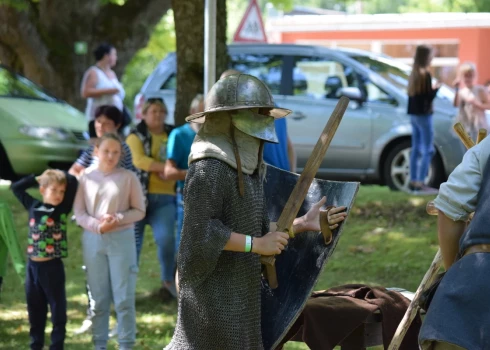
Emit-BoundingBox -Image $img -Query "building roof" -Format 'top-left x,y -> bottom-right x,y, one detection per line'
268,12 -> 490,32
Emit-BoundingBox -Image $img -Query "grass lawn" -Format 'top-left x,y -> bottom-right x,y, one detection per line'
0,183 -> 438,349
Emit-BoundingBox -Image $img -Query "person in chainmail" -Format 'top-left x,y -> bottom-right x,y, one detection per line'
164,74 -> 347,350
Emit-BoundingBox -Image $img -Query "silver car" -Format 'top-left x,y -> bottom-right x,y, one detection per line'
134,44 -> 463,192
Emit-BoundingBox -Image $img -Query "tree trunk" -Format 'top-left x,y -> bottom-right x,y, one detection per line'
0,0 -> 171,110
172,0 -> 228,126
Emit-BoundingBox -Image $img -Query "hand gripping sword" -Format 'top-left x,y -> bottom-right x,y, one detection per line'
259,96 -> 350,289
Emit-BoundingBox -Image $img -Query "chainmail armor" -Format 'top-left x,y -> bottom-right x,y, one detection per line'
164,158 -> 269,350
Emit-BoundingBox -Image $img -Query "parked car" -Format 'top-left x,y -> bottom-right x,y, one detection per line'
0,65 -> 88,181
134,44 -> 464,192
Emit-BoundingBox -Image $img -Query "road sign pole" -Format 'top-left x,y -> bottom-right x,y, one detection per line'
204,0 -> 217,96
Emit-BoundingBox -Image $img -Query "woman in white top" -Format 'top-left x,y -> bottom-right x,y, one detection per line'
81,43 -> 125,138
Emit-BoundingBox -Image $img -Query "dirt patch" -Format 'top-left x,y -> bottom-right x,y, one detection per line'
348,245 -> 376,254
350,201 -> 429,226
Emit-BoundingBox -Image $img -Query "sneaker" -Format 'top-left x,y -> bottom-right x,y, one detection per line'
418,185 -> 439,195
408,182 -> 422,192
74,319 -> 92,335
164,282 -> 178,298
108,325 -> 118,338
157,287 -> 174,302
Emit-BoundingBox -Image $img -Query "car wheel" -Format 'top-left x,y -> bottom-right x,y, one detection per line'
383,140 -> 444,192
0,143 -> 16,181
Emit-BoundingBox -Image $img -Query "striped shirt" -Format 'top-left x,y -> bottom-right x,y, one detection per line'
75,143 -> 135,172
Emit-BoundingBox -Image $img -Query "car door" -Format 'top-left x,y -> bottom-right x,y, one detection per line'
358,74 -> 407,142
278,55 -> 373,176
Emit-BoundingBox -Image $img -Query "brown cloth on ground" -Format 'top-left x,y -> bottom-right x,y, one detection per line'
276,284 -> 422,350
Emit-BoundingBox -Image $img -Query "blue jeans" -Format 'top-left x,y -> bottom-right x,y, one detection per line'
410,114 -> 435,183
83,228 -> 138,350
175,191 -> 184,257
135,194 -> 176,282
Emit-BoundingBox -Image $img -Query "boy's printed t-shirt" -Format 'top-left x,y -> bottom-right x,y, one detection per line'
11,173 -> 78,259
166,124 -> 196,190
75,142 -> 135,172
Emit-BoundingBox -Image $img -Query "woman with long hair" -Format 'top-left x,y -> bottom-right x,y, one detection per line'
407,45 -> 440,194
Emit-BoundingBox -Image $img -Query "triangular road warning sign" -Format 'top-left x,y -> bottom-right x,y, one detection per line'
233,0 -> 267,43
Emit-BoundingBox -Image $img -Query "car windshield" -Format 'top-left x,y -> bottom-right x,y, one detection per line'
348,54 -> 455,102
0,66 -> 57,101
348,54 -> 410,90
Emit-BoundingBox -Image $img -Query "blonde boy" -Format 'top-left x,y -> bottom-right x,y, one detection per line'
11,169 -> 78,350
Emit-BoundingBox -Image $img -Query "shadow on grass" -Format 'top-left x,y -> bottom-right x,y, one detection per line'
316,186 -> 439,292
0,292 -> 178,350
1,184 -> 436,349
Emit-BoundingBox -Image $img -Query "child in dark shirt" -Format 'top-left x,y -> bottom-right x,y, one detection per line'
11,169 -> 78,350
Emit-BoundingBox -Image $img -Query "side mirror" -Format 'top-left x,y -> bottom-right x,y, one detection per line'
324,76 -> 343,99
325,76 -> 342,90
338,87 -> 363,102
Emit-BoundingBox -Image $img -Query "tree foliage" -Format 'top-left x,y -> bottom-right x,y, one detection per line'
0,0 -> 170,109
122,11 -> 176,107
288,0 -> 490,13
265,0 -> 294,11
359,0 -> 409,14
399,0 -> 490,12
1,0 -> 487,115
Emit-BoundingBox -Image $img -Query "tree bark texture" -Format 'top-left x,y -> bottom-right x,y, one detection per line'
172,0 -> 228,126
0,0 -> 171,110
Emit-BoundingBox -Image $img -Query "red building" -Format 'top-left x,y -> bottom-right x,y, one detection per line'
266,12 -> 490,85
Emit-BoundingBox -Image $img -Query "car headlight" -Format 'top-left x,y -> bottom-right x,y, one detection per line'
19,126 -> 72,141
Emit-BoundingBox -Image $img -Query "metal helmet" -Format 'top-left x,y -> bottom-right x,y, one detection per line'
230,109 -> 279,143
185,73 -> 291,124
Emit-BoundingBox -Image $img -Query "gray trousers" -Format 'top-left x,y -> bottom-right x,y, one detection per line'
83,228 -> 138,350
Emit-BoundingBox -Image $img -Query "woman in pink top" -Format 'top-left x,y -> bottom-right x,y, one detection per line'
74,133 -> 145,350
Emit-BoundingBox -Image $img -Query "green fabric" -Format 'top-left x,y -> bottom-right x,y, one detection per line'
421,340 -> 466,350
0,202 -> 26,281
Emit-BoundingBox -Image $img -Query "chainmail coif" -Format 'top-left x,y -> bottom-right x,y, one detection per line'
164,158 -> 269,350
